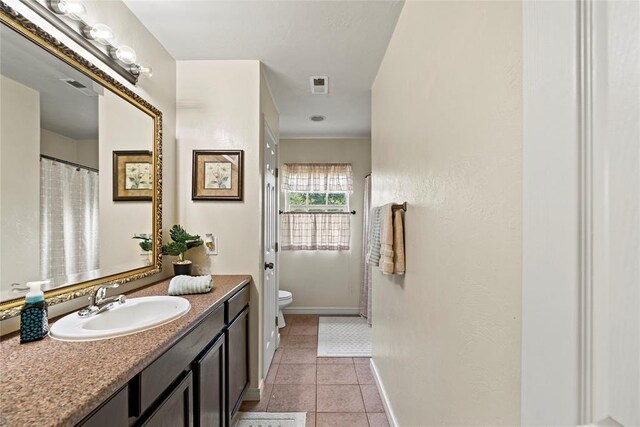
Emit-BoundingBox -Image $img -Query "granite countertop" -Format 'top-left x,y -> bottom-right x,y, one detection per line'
0,274 -> 252,427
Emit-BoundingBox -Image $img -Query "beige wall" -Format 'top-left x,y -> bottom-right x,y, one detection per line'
371,1 -> 522,425
98,90 -> 154,271
0,76 -> 41,293
278,138 -> 371,310
177,60 -> 278,389
41,129 -> 98,170
0,0 -> 176,334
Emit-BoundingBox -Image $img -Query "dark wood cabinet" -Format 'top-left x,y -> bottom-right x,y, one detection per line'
78,386 -> 128,427
194,334 -> 225,427
140,372 -> 194,427
226,306 -> 249,423
77,284 -> 250,427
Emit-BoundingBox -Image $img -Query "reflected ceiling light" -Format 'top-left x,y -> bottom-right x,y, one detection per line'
82,23 -> 114,45
310,115 -> 326,122
48,0 -> 86,21
109,46 -> 137,65
130,64 -> 153,78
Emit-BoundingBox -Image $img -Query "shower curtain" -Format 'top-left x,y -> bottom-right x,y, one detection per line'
40,158 -> 99,285
359,174 -> 372,325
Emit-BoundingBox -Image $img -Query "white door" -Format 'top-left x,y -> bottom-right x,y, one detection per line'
262,117 -> 278,373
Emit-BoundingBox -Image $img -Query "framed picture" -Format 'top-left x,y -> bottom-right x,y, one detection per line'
192,150 -> 244,201
112,150 -> 153,201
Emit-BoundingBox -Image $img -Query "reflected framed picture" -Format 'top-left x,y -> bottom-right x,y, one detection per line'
113,150 -> 153,201
192,150 -> 244,201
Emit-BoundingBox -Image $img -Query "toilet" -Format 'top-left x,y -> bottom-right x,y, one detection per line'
278,290 -> 293,328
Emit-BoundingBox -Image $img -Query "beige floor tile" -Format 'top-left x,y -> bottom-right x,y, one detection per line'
353,357 -> 371,364
367,412 -> 390,427
289,324 -> 319,335
316,413 -> 369,427
272,348 -> 283,364
306,412 -> 316,427
360,385 -> 385,412
279,324 -> 291,336
264,363 -> 279,384
316,357 -> 353,364
274,364 -> 317,384
317,364 -> 358,385
286,314 -> 320,326
239,384 -> 273,412
267,384 -> 316,412
354,363 -> 375,384
279,334 -> 318,349
280,348 -> 318,364
316,385 -> 365,413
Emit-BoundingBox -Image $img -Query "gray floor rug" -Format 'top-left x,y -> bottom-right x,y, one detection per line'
234,412 -> 306,427
317,316 -> 372,357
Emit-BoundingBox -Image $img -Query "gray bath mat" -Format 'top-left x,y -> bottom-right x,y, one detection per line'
318,316 -> 372,357
234,412 -> 306,427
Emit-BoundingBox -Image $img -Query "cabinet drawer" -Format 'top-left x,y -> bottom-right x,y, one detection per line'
77,386 -> 128,427
137,306 -> 224,415
225,285 -> 249,324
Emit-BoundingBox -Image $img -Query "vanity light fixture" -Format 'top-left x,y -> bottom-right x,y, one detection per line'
48,0 -> 86,21
109,46 -> 137,65
82,23 -> 114,45
43,0 -> 152,83
130,64 -> 153,78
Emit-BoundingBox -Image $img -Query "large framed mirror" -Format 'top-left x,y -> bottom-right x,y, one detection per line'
0,3 -> 162,320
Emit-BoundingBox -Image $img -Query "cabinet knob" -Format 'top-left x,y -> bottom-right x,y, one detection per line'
264,262 -> 274,270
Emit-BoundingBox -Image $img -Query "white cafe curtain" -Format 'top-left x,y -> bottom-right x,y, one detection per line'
281,163 -> 354,193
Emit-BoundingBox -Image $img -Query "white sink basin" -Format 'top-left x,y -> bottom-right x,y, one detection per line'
50,296 -> 191,342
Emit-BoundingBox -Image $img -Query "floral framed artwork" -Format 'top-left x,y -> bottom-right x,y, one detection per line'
112,150 -> 153,201
192,150 -> 244,201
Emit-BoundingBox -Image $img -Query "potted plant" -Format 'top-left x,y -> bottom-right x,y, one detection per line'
132,234 -> 153,265
161,225 -> 203,276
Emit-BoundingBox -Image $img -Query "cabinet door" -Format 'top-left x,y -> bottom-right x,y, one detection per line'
226,306 -> 249,423
194,334 -> 225,427
78,386 -> 128,427
140,371 -> 193,427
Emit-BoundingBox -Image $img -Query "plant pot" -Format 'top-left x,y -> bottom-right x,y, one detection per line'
173,260 -> 192,276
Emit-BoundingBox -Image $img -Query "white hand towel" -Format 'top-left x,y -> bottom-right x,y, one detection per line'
168,275 -> 213,296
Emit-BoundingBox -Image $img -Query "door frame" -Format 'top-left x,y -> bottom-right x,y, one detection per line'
522,1 -> 639,425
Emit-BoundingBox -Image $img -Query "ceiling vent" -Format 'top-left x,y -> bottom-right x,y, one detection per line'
310,76 -> 328,95
60,78 -> 100,97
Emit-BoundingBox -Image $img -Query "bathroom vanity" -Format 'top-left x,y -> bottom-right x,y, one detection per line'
0,275 -> 252,427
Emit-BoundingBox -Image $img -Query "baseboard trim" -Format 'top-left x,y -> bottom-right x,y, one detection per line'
283,307 -> 360,315
243,380 -> 263,401
370,358 -> 399,427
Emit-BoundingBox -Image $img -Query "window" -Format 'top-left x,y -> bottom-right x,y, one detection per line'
280,163 -> 354,251
286,191 -> 349,212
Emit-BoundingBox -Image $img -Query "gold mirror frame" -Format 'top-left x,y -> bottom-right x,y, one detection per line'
0,3 -> 163,320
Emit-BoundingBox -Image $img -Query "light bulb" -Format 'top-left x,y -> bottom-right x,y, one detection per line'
109,46 -> 137,65
48,0 -> 86,21
82,23 -> 114,45
130,64 -> 153,78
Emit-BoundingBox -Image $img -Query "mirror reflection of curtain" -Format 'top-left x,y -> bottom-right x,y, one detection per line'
40,158 -> 99,284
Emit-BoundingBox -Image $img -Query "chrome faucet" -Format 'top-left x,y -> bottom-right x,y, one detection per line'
78,283 -> 126,317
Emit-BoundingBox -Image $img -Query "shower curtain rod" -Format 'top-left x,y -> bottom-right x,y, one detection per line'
40,155 -> 99,173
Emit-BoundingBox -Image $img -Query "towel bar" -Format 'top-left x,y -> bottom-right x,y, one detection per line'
392,202 -> 408,212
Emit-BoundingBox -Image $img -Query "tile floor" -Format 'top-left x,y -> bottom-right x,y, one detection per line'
240,314 -> 390,427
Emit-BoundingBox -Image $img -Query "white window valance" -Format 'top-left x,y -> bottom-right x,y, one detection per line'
280,213 -> 351,251
281,163 -> 354,193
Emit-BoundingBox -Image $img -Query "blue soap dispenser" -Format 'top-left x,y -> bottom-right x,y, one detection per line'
20,281 -> 49,344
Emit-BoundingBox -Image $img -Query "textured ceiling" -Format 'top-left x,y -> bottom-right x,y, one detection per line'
124,0 -> 404,138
